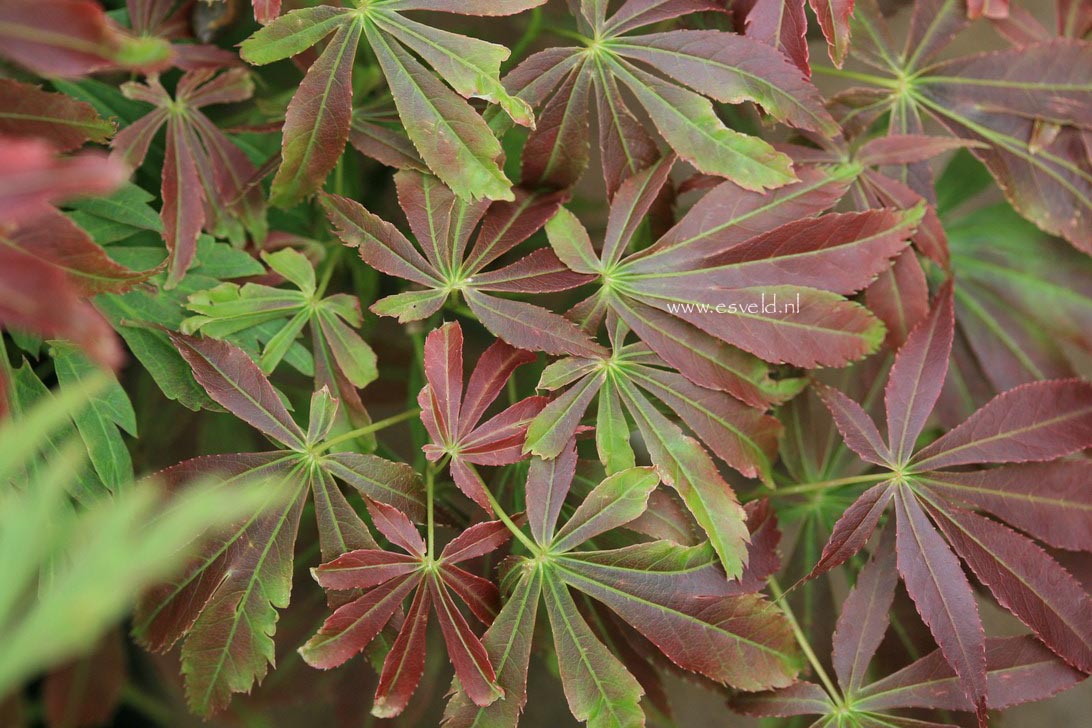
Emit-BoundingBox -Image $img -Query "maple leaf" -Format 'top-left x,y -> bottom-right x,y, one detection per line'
300,502 -> 511,717
134,333 -> 423,716
808,281 -> 1092,721
111,68 -> 268,288
783,131 -> 981,348
546,154 -> 919,391
838,0 -> 1092,253
501,0 -> 841,195
417,322 -> 547,511
322,172 -> 602,357
733,528 -> 1086,727
239,0 -> 547,206
0,0 -> 171,77
443,444 -> 801,728
525,320 -> 780,578
182,246 -> 380,450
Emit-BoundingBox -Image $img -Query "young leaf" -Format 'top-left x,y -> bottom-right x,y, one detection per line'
504,1 -> 840,193
241,1 -> 537,203
418,322 -> 546,510
323,177 -> 600,357
111,70 -> 267,287
300,509 -> 511,716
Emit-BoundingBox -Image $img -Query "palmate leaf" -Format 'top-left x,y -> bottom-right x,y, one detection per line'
807,282 -> 1092,719
443,452 -> 800,728
417,322 -> 547,511
323,171 -> 602,357
110,68 -> 268,288
545,155 -> 914,393
732,527 -> 1085,725
240,1 -> 545,206
841,1 -> 1092,253
528,154 -> 922,575
134,333 -> 423,716
183,246 -> 380,450
300,504 -> 513,717
504,0 -> 841,195
783,132 -> 982,349
525,328 -> 779,578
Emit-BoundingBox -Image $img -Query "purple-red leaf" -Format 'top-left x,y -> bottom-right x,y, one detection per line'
809,0 -> 856,67
894,486 -> 988,721
372,585 -> 430,718
923,498 -> 1092,673
365,498 -> 426,557
299,575 -> 417,670
885,281 -> 955,464
429,576 -> 502,708
814,382 -> 892,466
920,461 -> 1092,551
0,0 -> 170,77
0,80 -> 114,151
911,379 -> 1092,470
809,481 -> 895,578
419,322 -> 545,511
856,636 -> 1084,712
832,527 -> 897,694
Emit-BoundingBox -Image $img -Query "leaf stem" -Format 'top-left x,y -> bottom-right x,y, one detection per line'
481,481 -> 539,555
506,6 -> 543,68
120,684 -> 172,725
426,459 -> 436,560
769,577 -> 843,708
812,65 -> 901,90
769,472 -> 890,498
316,408 -> 420,453
316,245 -> 343,298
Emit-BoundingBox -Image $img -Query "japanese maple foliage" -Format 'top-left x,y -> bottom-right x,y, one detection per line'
1,1 -> 1090,726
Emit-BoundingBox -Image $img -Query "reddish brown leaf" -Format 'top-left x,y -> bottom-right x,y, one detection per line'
884,281 -> 955,464
894,486 -> 988,721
